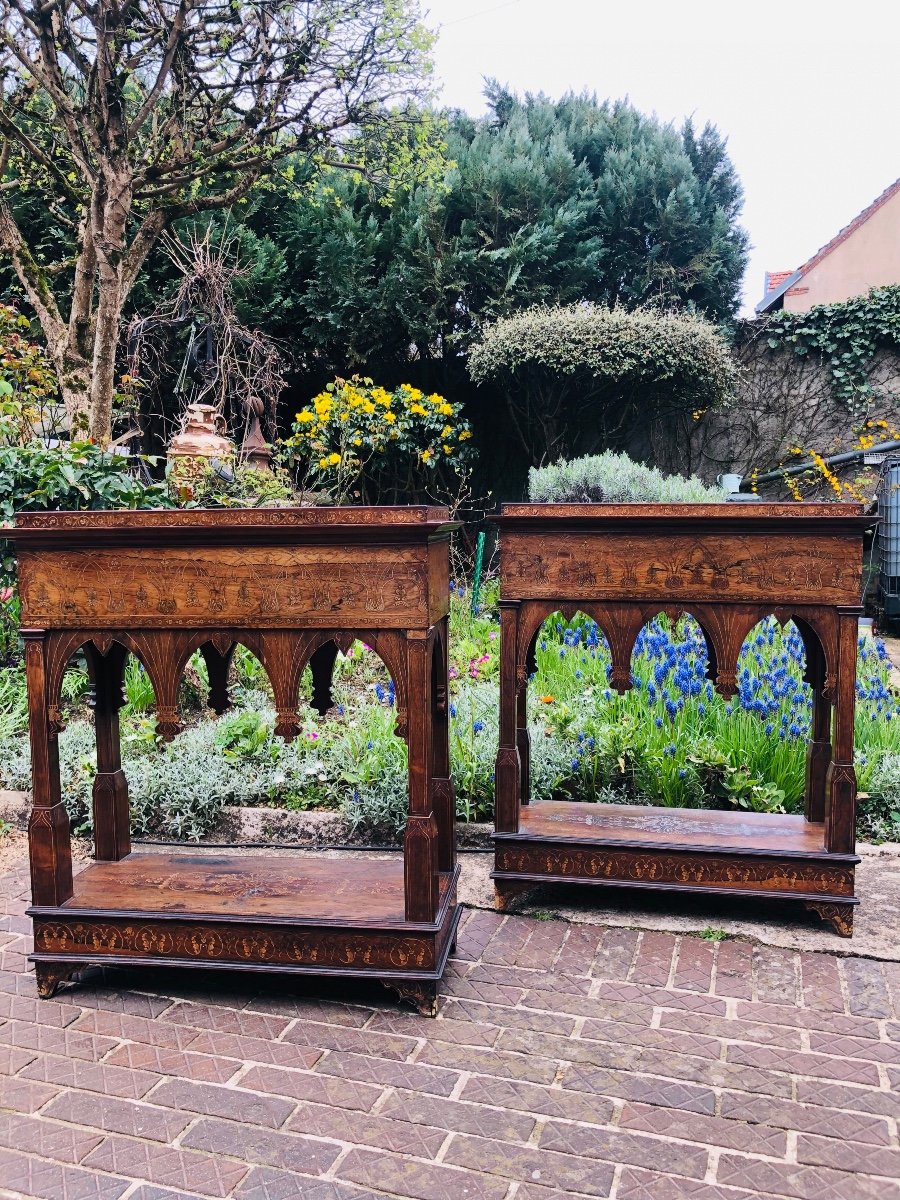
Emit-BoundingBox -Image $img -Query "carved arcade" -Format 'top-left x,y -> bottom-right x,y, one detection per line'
492,503 -> 872,936
12,507 -> 460,1010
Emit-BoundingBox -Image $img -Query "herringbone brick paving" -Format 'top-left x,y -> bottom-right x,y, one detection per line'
0,856 -> 898,1200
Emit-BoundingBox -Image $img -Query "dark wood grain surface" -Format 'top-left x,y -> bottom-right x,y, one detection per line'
515,801 -> 826,853
57,853 -> 452,925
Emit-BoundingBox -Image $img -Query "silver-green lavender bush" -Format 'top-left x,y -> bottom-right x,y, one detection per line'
528,450 -> 721,504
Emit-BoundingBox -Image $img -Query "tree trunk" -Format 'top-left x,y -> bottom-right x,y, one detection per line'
87,268 -> 123,445
55,354 -> 93,436
86,168 -> 131,446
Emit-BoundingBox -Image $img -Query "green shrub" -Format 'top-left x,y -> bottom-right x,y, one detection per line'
0,666 -> 27,739
862,754 -> 900,842
468,303 -> 736,463
0,437 -> 171,589
529,451 -> 721,504
174,461 -> 295,508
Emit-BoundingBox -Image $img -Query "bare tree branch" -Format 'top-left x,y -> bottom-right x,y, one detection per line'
0,1 -> 438,441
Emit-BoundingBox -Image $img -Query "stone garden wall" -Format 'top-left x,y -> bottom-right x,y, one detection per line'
637,324 -> 900,497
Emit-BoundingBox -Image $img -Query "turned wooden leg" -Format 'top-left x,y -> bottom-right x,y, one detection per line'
433,778 -> 456,874
24,633 -> 73,907
495,601 -> 521,834
516,685 -> 531,806
432,618 -> 457,874
404,632 -> 439,923
806,735 -> 832,824
91,643 -> 131,861
825,611 -> 859,854
804,638 -> 832,823
805,901 -> 854,938
404,815 -> 439,922
92,770 -> 131,861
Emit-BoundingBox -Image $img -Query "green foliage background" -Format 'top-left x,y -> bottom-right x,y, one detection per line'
1,86 -> 749,496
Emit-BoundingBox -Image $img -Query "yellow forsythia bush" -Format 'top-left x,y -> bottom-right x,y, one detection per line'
285,376 -> 474,503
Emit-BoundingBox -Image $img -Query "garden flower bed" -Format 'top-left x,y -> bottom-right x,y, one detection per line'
1,581 -> 899,844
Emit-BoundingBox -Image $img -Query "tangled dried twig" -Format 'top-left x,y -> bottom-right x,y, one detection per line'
126,226 -> 289,454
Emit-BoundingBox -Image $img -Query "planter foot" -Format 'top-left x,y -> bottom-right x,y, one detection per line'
34,961 -> 87,999
494,879 -> 535,912
805,901 -> 854,937
383,979 -> 438,1017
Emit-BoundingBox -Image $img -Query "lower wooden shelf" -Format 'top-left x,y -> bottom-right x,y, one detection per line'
28,852 -> 460,1015
492,801 -> 858,936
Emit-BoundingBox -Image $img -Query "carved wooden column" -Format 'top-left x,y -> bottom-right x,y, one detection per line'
825,609 -> 860,855
23,631 -> 73,907
90,643 -> 131,862
804,637 -> 832,824
404,631 -> 438,922
494,600 -> 521,833
431,619 -> 456,874
308,640 -> 340,716
199,640 -> 235,716
516,682 -> 530,806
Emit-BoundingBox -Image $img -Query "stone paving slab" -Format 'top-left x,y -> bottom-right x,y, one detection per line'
0,842 -> 899,1200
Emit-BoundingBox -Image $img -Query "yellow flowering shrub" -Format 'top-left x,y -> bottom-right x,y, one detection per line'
285,376 -> 475,503
777,417 -> 899,504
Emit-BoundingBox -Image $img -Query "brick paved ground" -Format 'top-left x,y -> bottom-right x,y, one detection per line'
1,853 -> 899,1200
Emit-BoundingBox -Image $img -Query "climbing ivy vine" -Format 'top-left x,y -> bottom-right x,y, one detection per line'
763,285 -> 900,419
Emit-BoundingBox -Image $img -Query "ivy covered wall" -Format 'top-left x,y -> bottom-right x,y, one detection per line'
648,286 -> 900,495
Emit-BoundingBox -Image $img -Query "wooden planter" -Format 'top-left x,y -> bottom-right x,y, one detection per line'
491,502 -> 873,936
12,506 -> 459,1014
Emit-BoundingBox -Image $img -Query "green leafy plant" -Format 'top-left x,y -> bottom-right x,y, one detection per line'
0,305 -> 59,460
861,752 -> 900,842
0,585 -> 19,665
123,659 -> 156,717
699,927 -> 728,942
0,666 -> 27,738
174,461 -> 295,509
214,711 -> 274,761
0,437 -> 171,589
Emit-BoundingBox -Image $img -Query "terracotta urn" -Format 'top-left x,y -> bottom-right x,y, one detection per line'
168,403 -> 234,463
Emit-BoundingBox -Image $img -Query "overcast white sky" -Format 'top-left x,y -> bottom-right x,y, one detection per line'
423,0 -> 900,315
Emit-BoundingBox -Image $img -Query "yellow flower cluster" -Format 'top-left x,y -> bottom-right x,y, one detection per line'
858,418 -> 900,449
398,384 -> 454,418
783,443 -> 872,503
286,376 -> 475,490
784,473 -> 804,502
809,451 -> 843,499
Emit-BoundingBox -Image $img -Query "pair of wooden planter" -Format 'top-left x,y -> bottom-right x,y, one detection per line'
10,501 -> 870,1014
